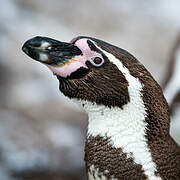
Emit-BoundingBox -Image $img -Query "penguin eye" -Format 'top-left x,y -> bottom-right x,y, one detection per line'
91,57 -> 104,67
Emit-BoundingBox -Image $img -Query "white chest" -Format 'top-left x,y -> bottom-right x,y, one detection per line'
73,98 -> 161,180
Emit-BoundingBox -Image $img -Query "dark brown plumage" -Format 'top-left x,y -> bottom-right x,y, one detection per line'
85,135 -> 148,179
82,37 -> 180,179
58,60 -> 130,108
22,36 -> 180,180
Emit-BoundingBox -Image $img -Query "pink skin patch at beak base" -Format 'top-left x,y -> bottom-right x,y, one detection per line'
46,60 -> 88,78
46,38 -> 102,78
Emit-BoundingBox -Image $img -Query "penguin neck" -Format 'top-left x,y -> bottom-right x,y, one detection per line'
72,95 -> 148,144
71,63 -> 167,180
86,102 -> 147,141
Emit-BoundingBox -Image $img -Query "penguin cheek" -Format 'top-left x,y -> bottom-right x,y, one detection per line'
46,61 -> 88,78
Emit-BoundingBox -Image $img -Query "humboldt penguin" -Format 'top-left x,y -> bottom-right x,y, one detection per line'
22,36 -> 180,180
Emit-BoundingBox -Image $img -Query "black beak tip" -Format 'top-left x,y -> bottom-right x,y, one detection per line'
22,38 -> 38,60
22,36 -> 42,57
22,36 -> 42,51
22,41 -> 29,55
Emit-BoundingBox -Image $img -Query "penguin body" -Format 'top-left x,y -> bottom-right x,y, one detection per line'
22,36 -> 180,180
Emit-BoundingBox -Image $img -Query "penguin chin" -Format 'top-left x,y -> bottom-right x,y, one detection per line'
56,67 -> 90,80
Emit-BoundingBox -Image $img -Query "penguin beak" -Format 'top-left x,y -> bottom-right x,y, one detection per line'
22,36 -> 82,66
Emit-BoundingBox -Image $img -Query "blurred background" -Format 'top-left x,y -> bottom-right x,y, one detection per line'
0,0 -> 180,179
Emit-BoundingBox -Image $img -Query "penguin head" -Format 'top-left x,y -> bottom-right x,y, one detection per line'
22,36 -> 147,108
